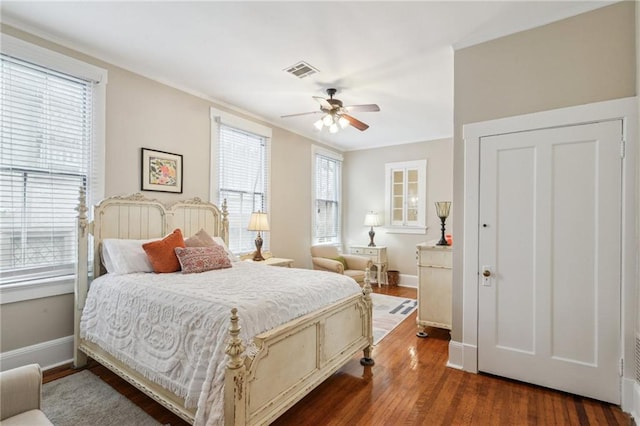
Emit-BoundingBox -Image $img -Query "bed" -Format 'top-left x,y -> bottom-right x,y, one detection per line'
73,190 -> 374,425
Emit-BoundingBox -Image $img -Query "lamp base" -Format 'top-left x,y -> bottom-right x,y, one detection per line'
436,217 -> 449,246
368,227 -> 376,247
253,233 -> 265,261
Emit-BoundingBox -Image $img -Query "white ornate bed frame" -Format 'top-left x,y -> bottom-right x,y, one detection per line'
74,189 -> 374,425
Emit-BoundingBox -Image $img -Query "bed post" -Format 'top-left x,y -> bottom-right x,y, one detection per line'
360,268 -> 375,366
74,187 -> 89,368
224,308 -> 247,426
221,198 -> 230,246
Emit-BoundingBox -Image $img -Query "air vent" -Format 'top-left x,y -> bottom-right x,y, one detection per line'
284,61 -> 319,79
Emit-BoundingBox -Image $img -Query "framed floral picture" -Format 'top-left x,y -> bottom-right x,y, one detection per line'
141,148 -> 183,193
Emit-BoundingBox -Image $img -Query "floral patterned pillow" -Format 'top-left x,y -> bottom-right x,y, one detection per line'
174,245 -> 231,273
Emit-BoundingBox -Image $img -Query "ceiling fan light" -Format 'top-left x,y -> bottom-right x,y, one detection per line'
338,116 -> 349,128
329,123 -> 339,133
313,119 -> 324,130
322,114 -> 333,126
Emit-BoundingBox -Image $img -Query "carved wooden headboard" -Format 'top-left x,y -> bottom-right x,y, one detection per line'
77,190 -> 229,279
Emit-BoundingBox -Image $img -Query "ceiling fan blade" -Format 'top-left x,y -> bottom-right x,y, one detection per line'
344,104 -> 380,113
281,111 -> 323,118
341,114 -> 369,131
313,96 -> 334,110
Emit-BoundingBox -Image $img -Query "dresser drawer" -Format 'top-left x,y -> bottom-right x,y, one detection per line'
350,247 -> 364,255
350,246 -> 387,262
417,247 -> 452,268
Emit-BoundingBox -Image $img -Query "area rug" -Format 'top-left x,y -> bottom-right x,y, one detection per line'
42,370 -> 160,426
371,293 -> 417,345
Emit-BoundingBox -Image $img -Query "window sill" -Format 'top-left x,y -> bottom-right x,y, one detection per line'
0,276 -> 74,304
384,226 -> 427,235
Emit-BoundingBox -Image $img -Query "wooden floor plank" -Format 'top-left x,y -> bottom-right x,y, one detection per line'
44,285 -> 632,425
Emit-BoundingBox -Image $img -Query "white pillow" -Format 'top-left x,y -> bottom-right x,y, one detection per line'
102,238 -> 156,274
212,237 -> 239,262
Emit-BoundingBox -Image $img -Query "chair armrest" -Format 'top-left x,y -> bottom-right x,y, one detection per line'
0,364 -> 42,420
343,255 -> 373,271
311,257 -> 344,274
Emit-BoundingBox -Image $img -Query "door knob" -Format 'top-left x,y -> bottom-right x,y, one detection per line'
482,269 -> 491,277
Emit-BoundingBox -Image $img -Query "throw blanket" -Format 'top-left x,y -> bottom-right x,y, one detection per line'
80,262 -> 361,425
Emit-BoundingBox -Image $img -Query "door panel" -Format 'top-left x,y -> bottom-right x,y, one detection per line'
478,120 -> 622,404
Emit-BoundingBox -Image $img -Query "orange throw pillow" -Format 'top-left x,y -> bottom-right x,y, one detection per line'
142,229 -> 186,273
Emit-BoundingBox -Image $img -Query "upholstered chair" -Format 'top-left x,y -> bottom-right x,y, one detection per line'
0,363 -> 53,425
310,245 -> 373,284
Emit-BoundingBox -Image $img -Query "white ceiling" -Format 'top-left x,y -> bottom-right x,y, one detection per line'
0,1 -> 613,151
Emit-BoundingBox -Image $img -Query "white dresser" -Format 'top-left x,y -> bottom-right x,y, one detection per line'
350,245 -> 387,285
416,243 -> 452,336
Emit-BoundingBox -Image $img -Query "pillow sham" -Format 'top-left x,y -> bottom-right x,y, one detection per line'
184,228 -> 238,262
102,238 -> 155,274
174,245 -> 232,273
184,228 -> 217,248
213,237 -> 239,262
142,229 -> 186,273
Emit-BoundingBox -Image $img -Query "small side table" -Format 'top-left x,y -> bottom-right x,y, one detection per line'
349,245 -> 388,285
245,257 -> 294,267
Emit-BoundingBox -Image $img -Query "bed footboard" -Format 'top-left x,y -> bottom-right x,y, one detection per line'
225,275 -> 374,426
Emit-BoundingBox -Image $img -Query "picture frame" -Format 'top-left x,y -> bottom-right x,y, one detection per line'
141,148 -> 183,193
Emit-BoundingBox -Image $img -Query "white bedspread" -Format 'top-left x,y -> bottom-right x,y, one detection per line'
80,261 -> 361,425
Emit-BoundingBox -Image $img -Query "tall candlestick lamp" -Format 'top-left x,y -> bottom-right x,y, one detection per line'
435,202 -> 451,246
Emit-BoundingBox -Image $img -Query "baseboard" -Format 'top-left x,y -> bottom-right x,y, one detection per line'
447,340 -> 464,369
446,339 -> 478,373
624,378 -> 638,420
398,274 -> 417,288
0,335 -> 73,372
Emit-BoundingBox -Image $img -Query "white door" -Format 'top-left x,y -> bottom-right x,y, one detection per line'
478,120 -> 622,403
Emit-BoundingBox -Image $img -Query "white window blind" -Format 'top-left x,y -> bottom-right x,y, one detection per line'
218,125 -> 269,254
0,53 -> 97,285
313,150 -> 342,245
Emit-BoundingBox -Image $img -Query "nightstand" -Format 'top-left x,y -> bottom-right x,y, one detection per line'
245,257 -> 294,267
349,245 -> 387,285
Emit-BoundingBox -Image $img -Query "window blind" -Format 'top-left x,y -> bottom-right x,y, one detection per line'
218,125 -> 268,254
314,153 -> 341,245
0,54 -> 95,284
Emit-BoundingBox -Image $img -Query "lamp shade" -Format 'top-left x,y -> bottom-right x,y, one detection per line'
247,211 -> 270,231
363,212 -> 381,227
435,202 -> 451,219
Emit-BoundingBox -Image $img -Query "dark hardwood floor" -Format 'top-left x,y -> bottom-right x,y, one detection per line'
45,285 -> 632,425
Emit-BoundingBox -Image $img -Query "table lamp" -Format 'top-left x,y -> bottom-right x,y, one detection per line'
435,202 -> 451,246
364,211 -> 381,247
248,211 -> 270,261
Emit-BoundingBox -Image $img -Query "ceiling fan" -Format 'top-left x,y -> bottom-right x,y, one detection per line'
281,88 -> 380,132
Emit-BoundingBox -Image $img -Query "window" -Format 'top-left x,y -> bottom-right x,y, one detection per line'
313,147 -> 342,245
0,35 -> 106,302
384,160 -> 427,234
210,108 -> 271,254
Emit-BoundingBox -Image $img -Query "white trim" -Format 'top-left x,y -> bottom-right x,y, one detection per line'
0,276 -> 73,304
312,145 -> 343,162
0,335 -> 73,372
0,33 -> 107,84
462,97 -> 637,389
311,145 -> 343,246
397,274 -> 417,288
210,107 -> 272,139
0,35 -> 107,303
209,107 -> 272,207
446,340 -> 464,369
384,159 -> 427,233
623,377 -> 637,418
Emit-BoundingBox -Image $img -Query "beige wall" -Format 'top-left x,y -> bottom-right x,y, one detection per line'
452,1 -> 636,342
343,139 -> 453,277
0,24 -> 332,353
